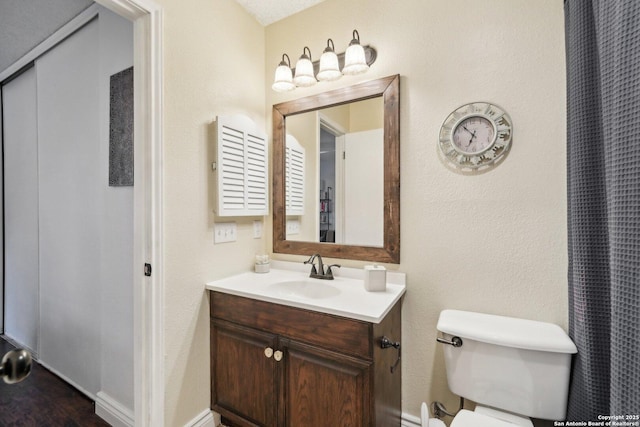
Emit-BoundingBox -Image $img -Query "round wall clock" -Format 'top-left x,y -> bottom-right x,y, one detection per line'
438,102 -> 513,171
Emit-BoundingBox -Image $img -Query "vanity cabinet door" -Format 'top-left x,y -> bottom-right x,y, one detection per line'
211,320 -> 279,427
283,339 -> 371,427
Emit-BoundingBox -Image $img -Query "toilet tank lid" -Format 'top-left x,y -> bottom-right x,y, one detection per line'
437,310 -> 578,354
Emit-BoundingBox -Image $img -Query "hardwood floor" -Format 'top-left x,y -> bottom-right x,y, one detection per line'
0,337 -> 110,426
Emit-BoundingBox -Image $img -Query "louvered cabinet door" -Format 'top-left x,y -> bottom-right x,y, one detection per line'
246,132 -> 268,213
218,124 -> 246,212
215,115 -> 268,216
285,134 -> 305,215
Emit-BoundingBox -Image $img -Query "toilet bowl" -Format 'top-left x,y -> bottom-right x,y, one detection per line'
436,310 -> 577,426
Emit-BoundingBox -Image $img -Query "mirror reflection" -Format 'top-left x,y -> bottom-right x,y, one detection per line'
285,98 -> 384,247
272,74 -> 400,264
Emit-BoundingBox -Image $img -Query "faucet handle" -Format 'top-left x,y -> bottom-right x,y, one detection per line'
304,255 -> 318,275
325,264 -> 341,278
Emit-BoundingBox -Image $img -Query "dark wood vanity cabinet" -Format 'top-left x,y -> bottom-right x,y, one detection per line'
209,291 -> 402,427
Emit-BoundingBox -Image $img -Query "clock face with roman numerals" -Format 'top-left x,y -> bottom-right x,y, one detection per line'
439,102 -> 512,171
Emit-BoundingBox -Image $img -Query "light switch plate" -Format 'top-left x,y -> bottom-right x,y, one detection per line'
286,219 -> 300,235
214,222 -> 237,243
253,220 -> 263,238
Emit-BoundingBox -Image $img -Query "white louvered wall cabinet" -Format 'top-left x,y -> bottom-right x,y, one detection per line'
214,115 -> 269,216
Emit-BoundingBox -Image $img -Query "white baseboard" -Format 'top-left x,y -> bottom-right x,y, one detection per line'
95,391 -> 134,427
182,409 -> 424,427
184,409 -> 217,427
402,411 -> 424,427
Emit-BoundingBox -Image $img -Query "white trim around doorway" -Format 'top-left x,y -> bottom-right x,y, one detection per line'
92,1 -> 165,426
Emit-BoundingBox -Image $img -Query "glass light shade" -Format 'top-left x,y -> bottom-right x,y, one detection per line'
293,56 -> 316,87
272,63 -> 295,92
317,50 -> 342,82
342,43 -> 369,75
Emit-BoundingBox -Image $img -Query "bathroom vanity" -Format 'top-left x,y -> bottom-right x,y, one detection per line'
207,264 -> 405,427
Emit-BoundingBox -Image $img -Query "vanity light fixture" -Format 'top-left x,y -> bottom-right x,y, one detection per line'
271,54 -> 295,92
293,47 -> 317,87
271,29 -> 377,92
342,30 -> 369,75
317,39 -> 342,82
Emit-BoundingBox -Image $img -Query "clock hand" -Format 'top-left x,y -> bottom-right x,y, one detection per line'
463,126 -> 477,139
468,130 -> 477,146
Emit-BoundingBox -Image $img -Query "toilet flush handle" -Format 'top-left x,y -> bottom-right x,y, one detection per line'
436,335 -> 463,347
380,336 -> 401,373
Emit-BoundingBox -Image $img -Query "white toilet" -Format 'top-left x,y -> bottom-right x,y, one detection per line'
436,309 -> 578,426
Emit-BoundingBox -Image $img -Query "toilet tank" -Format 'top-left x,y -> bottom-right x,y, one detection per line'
437,310 -> 577,421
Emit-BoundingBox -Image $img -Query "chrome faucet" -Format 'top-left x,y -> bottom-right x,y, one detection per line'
304,254 -> 340,280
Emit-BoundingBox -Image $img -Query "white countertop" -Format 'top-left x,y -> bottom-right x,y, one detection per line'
206,261 -> 406,323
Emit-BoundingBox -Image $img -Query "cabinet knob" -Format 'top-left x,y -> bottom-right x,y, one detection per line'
274,350 -> 283,362
264,347 -> 274,358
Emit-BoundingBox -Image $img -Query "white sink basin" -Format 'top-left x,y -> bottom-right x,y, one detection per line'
267,280 -> 341,300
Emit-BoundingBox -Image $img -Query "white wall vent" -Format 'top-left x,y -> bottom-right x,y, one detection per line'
215,115 -> 268,216
285,134 -> 305,216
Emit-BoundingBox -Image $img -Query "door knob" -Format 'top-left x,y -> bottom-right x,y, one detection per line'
274,350 -> 283,362
0,349 -> 32,384
264,347 -> 274,358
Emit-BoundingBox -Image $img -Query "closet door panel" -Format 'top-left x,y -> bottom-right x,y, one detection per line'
36,18 -> 101,396
2,67 -> 40,353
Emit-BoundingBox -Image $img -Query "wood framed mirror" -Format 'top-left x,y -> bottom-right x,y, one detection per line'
273,74 -> 400,263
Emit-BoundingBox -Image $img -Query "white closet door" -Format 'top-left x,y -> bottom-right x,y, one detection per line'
36,18 -> 101,396
2,67 -> 40,353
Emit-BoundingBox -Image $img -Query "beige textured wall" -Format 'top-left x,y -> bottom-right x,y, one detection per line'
321,103 -> 350,130
350,97 -> 383,132
266,0 -> 567,419
156,0 -> 266,424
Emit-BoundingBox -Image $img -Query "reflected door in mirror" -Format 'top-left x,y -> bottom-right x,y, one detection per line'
342,129 -> 383,247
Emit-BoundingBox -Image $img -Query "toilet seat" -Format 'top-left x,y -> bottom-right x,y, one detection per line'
450,409 -> 519,427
